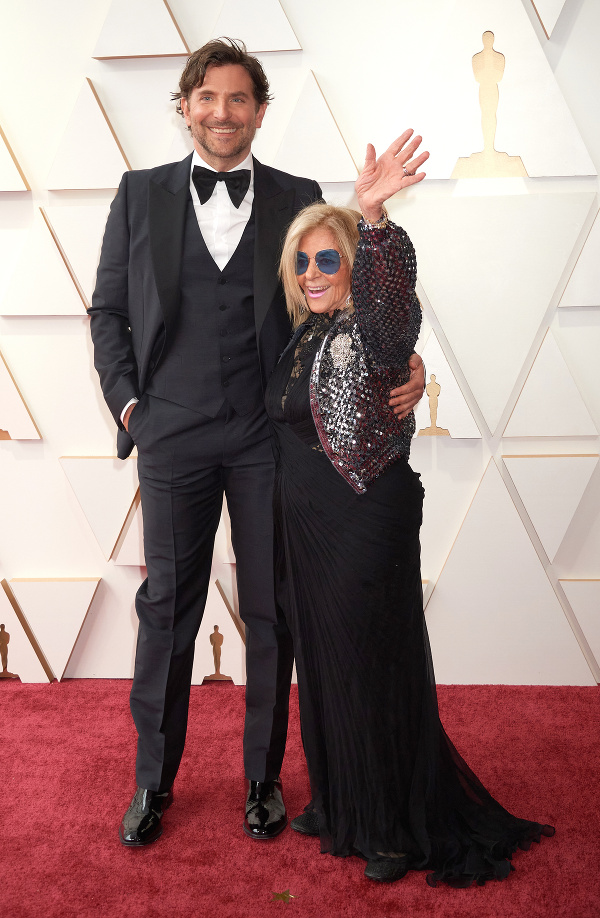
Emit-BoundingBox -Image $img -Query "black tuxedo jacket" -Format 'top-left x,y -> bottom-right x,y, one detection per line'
88,154 -> 322,459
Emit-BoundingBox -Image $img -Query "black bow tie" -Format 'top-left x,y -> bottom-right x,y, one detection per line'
192,165 -> 251,209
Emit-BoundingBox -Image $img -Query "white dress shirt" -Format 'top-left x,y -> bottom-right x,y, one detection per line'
121,151 -> 255,423
190,149 -> 254,270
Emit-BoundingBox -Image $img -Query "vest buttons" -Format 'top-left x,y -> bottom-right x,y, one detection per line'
219,304 -> 227,311
223,380 -> 229,387
219,278 -> 227,285
220,329 -> 227,337
222,355 -> 231,362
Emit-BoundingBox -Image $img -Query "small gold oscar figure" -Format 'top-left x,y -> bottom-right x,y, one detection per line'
452,31 -> 527,179
0,624 -> 18,679
418,374 -> 450,437
202,625 -> 233,683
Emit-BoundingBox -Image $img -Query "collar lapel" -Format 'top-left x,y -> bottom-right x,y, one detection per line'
253,157 -> 296,335
148,153 -> 192,337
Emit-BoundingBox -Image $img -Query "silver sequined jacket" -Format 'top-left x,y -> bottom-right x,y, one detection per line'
309,219 -> 421,493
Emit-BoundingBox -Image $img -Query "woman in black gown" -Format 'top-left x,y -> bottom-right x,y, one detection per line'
265,131 -> 554,885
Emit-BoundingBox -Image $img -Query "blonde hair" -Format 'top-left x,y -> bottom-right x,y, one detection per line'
279,203 -> 360,328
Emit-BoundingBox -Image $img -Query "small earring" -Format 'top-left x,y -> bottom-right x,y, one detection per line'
345,294 -> 354,308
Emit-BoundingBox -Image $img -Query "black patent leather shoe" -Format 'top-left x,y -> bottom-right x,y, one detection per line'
290,809 -> 320,836
119,786 -> 173,847
243,779 -> 287,839
364,856 -> 410,883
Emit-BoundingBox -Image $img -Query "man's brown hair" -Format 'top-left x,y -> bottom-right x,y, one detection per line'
172,37 -> 272,115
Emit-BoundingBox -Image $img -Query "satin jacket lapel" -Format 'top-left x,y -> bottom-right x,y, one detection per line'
253,158 -> 296,336
148,153 -> 193,340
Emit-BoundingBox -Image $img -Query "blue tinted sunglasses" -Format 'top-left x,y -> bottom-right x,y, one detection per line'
295,249 -> 343,275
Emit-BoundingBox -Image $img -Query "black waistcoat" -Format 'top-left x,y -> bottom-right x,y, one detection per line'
146,197 -> 263,417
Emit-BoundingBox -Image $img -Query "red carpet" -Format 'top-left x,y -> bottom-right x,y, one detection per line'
2,680 -> 599,918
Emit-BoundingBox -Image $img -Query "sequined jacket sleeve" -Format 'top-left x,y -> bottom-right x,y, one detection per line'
309,218 -> 421,493
352,219 -> 420,370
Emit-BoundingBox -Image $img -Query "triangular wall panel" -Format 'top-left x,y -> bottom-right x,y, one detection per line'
560,580 -> 600,672
0,351 -> 41,440
559,208 -> 600,308
1,210 -> 86,316
414,331 -> 480,438
210,0 -> 301,52
0,123 -> 29,191
42,205 -> 110,307
531,0 -> 568,39
410,436 -> 488,584
112,493 -> 144,566
60,457 -> 139,559
422,580 -> 434,608
504,331 -> 597,437
9,579 -> 100,680
504,455 -> 598,561
93,0 -> 189,59
273,72 -> 357,183
0,581 -> 53,683
165,122 -> 194,164
47,80 -> 130,190
394,191 -> 596,434
410,0 -> 596,178
215,497 -> 236,563
425,461 -> 594,684
0,228 -> 27,302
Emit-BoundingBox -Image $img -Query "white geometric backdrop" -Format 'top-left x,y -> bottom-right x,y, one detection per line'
0,0 -> 598,686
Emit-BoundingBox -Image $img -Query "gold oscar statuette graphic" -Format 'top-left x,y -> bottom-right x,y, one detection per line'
0,624 -> 18,679
452,31 -> 528,179
418,374 -> 450,437
202,625 -> 233,683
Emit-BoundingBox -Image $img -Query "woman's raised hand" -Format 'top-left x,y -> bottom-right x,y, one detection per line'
355,130 -> 429,223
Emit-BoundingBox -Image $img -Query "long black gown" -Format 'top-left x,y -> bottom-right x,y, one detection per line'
266,310 -> 554,887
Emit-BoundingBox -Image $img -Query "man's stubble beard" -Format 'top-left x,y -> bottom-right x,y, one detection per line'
190,122 -> 257,166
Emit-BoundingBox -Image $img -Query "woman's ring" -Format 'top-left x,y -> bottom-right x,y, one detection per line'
403,165 -> 414,177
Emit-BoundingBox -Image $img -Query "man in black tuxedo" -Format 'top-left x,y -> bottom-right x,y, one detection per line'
89,39 -> 424,847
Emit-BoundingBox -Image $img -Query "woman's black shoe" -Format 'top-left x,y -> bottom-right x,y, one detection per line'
364,856 -> 409,883
290,810 -> 320,836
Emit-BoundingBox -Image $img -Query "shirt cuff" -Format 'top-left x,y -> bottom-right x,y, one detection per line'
120,397 -> 139,424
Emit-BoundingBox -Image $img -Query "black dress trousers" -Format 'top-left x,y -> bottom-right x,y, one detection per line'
128,393 -> 293,792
